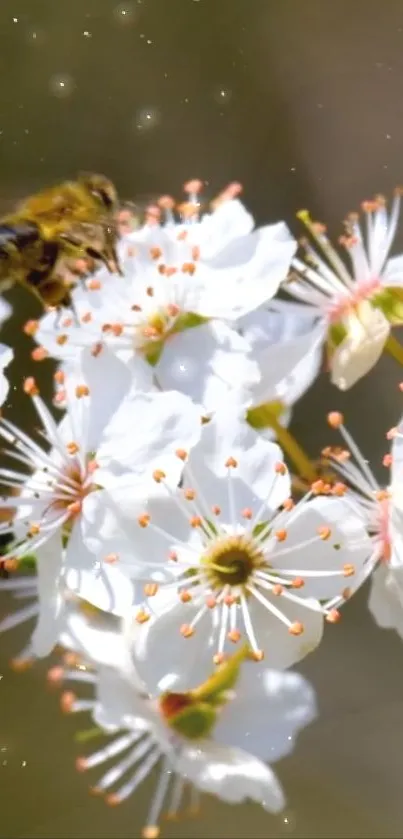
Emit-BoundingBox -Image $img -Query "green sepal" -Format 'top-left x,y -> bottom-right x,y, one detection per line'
168,702 -> 217,740
247,400 -> 285,430
169,312 -> 208,334
18,554 -> 37,570
144,340 -> 164,367
372,287 -> 403,325
327,321 -> 347,352
191,644 -> 249,704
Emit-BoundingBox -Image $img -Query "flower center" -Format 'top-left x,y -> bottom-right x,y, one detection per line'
201,534 -> 264,589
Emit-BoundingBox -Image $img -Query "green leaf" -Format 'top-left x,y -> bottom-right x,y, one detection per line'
372,287 -> 403,325
18,554 -> 37,570
247,400 -> 285,430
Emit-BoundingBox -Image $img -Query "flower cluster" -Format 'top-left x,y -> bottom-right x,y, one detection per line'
2,180 -> 403,837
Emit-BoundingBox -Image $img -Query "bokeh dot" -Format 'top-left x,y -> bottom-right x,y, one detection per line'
49,74 -> 75,98
113,3 -> 137,24
134,107 -> 160,132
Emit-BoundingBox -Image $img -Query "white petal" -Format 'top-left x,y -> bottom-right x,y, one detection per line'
94,666 -> 154,732
156,320 -> 260,414
368,561 -> 403,640
59,608 -> 129,671
270,495 -> 372,599
382,253 -> 403,287
195,223 -> 296,319
97,389 -> 202,484
0,297 -> 11,325
31,534 -> 64,658
81,482 -> 192,577
132,594 -> 216,695
249,594 -> 323,668
195,198 -> 255,254
330,304 -> 390,390
248,318 -> 325,408
177,742 -> 285,813
187,403 -> 291,512
214,666 -> 317,762
64,562 -> 135,617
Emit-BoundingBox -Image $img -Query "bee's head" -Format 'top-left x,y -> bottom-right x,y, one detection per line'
78,173 -> 118,211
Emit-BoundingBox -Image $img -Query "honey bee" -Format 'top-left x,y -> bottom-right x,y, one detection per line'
0,173 -> 122,314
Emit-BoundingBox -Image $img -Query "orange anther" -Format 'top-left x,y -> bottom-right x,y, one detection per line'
47,666 -> 64,684
23,319 -> 39,336
137,513 -> 150,528
67,500 -> 82,516
75,384 -> 89,398
166,303 -> 180,318
180,590 -> 192,603
60,691 -> 76,713
272,584 -> 283,596
227,629 -> 241,643
183,488 -> 196,500
387,427 -> 398,440
326,609 -> 341,624
180,624 -> 194,638
318,526 -> 331,540
135,610 -> 150,624
327,412 -> 344,429
275,529 -> 287,542
190,515 -> 202,528
91,342 -> 103,357
331,482 -> 347,496
224,594 -> 235,606
275,462 -> 287,475
291,577 -> 305,589
184,179 -> 203,193
153,469 -> 166,483
144,582 -> 159,597
3,558 -> 19,572
28,523 -> 40,537
149,247 -> 162,260
211,505 -> 221,515
181,262 -> 196,275
206,595 -> 217,609
158,195 -> 175,210
191,245 -> 201,261
213,652 -> 225,665
56,334 -> 68,346
282,498 -> 294,511
81,311 -> 92,323
289,622 -> 304,636
31,346 -> 48,361
87,278 -> 102,291
104,553 -> 119,564
54,369 -> 65,384
66,442 -> 79,455
225,456 -> 238,468
169,550 -> 178,562
311,479 -> 325,495
75,757 -> 88,773
23,376 -> 39,396
343,564 -> 355,577
241,508 -> 253,519
175,448 -> 188,461
383,454 -> 393,467
250,649 -> 264,662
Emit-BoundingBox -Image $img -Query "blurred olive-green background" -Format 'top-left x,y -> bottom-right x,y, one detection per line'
2,1 -> 403,836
